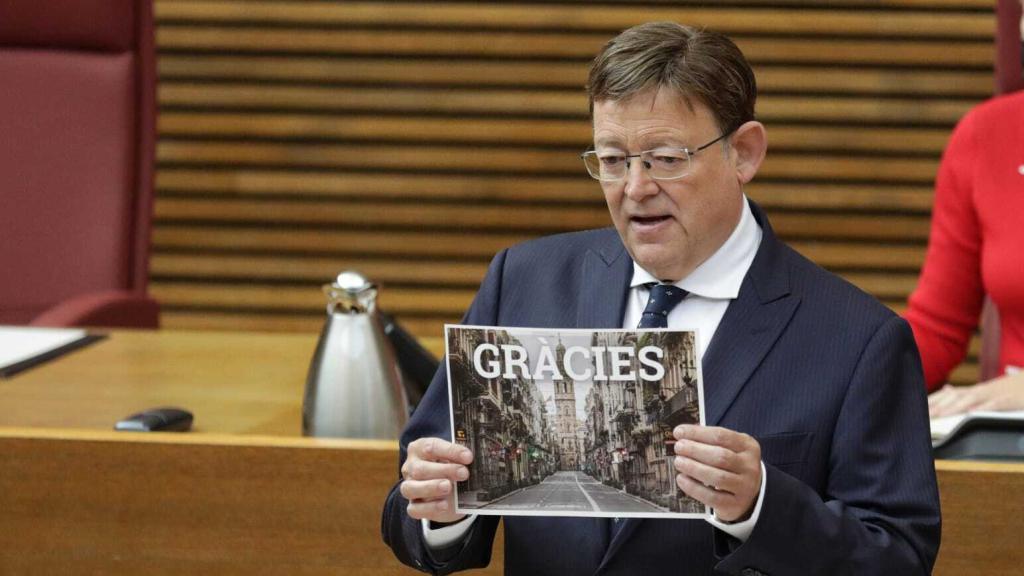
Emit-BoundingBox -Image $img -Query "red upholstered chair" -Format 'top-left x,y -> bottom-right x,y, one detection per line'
0,0 -> 159,328
996,0 -> 1023,93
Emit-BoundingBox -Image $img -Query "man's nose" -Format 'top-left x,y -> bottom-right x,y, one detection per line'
623,158 -> 659,200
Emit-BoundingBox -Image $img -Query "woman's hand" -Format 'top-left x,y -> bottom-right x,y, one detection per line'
928,371 -> 1024,418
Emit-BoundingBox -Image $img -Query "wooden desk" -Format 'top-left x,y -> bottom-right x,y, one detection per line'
0,329 -> 444,435
934,460 -> 1024,576
0,429 -> 419,575
1,330 -> 1021,574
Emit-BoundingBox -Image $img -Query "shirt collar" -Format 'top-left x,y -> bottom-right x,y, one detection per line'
629,196 -> 763,300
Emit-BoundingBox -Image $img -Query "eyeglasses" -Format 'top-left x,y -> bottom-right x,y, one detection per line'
580,132 -> 732,182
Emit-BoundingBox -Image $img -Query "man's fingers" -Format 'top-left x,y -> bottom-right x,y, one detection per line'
672,426 -> 760,475
400,478 -> 452,502
673,425 -> 752,453
674,438 -> 742,472
401,477 -> 468,523
402,459 -> 470,482
406,496 -> 454,520
410,437 -> 473,464
674,455 -> 737,494
676,473 -> 730,509
671,425 -> 761,523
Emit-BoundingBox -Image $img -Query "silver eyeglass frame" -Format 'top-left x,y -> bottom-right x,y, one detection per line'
580,131 -> 733,182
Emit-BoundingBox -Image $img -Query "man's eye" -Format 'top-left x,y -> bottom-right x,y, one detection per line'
652,155 -> 683,165
599,156 -> 625,167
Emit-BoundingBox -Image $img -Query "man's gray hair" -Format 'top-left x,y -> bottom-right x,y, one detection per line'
587,22 -> 757,134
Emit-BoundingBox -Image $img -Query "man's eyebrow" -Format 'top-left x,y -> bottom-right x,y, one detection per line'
638,136 -> 687,149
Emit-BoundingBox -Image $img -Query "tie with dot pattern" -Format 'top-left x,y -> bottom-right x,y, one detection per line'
637,283 -> 689,329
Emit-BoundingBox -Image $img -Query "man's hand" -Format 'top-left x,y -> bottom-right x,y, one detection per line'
928,371 -> 1024,418
673,425 -> 762,523
400,437 -> 474,523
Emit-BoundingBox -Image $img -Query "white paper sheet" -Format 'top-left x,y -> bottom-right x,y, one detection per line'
0,325 -> 89,374
931,410 -> 1024,440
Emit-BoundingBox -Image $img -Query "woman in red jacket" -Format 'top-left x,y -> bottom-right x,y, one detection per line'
905,85 -> 1024,418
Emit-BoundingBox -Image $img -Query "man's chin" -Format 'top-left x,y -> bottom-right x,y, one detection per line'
629,246 -> 688,282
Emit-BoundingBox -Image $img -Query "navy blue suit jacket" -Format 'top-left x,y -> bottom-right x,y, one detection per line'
382,203 -> 941,575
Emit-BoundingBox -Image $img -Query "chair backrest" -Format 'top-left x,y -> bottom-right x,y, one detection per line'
0,0 -> 156,324
979,296 -> 1002,382
996,0 -> 1024,93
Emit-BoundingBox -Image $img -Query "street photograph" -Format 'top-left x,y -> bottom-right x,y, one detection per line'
446,325 -> 706,518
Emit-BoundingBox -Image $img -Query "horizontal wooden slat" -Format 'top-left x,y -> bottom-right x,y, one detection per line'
745,185 -> 934,212
755,68 -> 990,97
762,154 -> 939,182
156,27 -> 993,68
158,113 -> 592,144
156,169 -> 600,202
152,226 -> 530,258
151,254 -> 489,286
160,310 -> 328,333
151,282 -> 475,315
790,242 -> 926,270
157,57 -> 992,96
156,170 -> 936,212
154,2 -> 993,38
153,197 -> 931,241
545,0 -> 992,7
158,113 -> 953,154
569,0 -> 993,6
159,310 -> 448,351
152,225 -> 926,269
840,272 -> 920,298
154,198 -> 610,231
155,27 -> 612,59
159,82 -> 585,115
158,82 -> 976,124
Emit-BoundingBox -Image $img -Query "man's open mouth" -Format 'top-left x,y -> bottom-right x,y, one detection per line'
631,215 -> 671,225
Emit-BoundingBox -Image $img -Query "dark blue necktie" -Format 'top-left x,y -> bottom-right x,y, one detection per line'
637,283 -> 688,329
607,283 -> 689,544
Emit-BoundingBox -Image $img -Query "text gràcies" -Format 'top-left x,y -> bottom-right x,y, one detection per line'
472,343 -> 665,382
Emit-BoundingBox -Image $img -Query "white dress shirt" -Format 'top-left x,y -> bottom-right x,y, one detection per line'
425,196 -> 765,547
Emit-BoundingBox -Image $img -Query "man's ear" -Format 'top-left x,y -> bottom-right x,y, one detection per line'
729,121 -> 767,185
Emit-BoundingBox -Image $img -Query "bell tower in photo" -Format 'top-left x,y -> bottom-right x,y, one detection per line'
553,337 -> 580,470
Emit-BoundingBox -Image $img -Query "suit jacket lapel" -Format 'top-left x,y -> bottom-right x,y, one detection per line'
702,202 -> 800,426
577,229 -> 632,330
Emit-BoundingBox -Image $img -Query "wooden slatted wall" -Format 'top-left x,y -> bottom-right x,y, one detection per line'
151,0 -> 995,383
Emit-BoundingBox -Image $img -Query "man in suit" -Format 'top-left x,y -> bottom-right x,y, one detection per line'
382,22 -> 940,575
